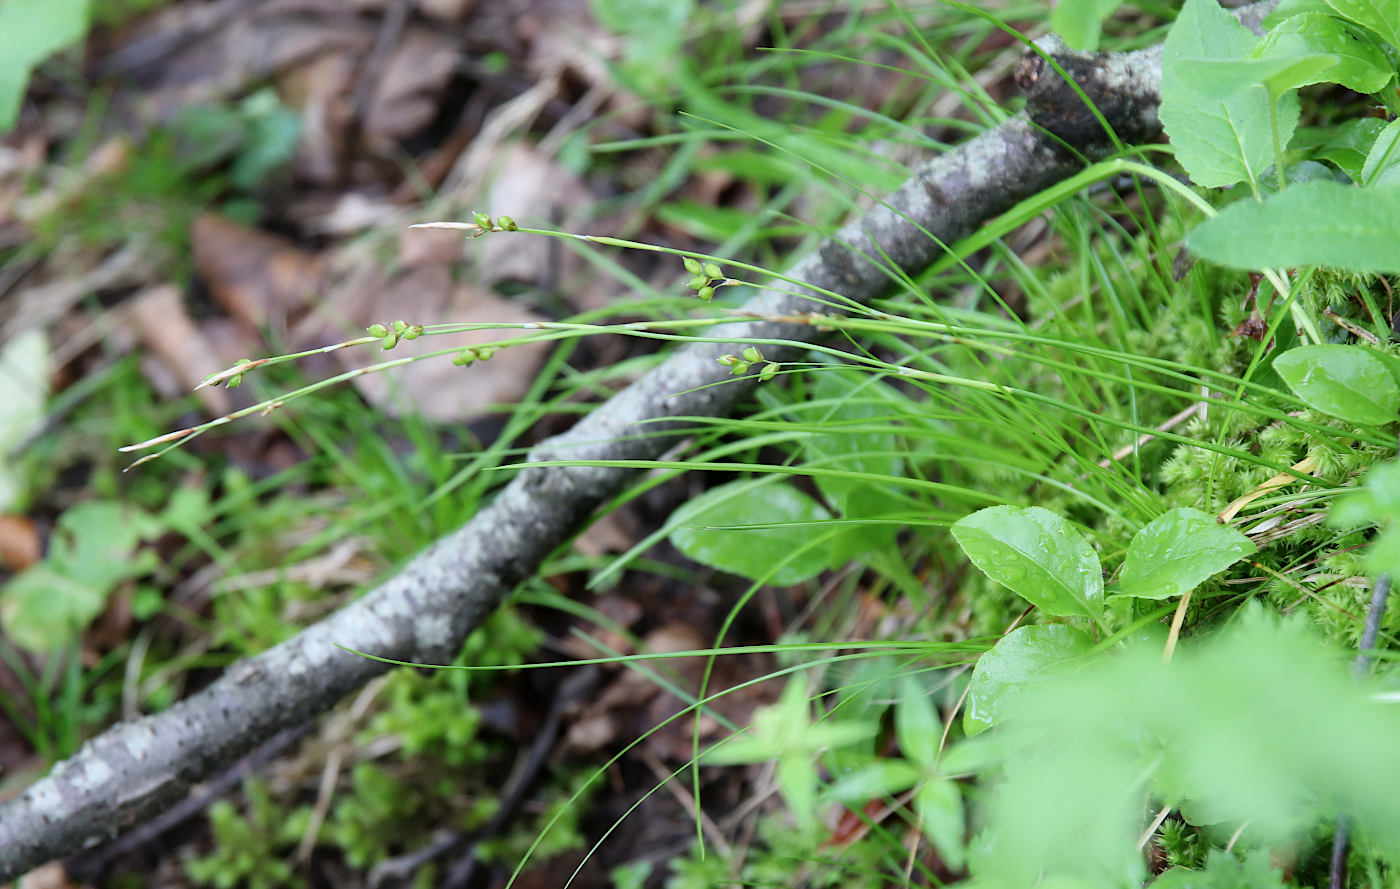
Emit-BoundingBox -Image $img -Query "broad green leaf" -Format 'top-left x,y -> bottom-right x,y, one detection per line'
1324,0 -> 1400,48
951,506 -> 1104,620
1119,508 -> 1256,600
1160,0 -> 1282,188
1267,0 -> 1342,21
1274,343 -> 1399,425
915,777 -> 966,871
1362,118 -> 1400,184
1255,13 -> 1395,94
0,501 -> 160,650
1170,55 -> 1339,100
804,373 -> 904,512
0,328 -> 49,511
963,624 -> 1094,737
0,566 -> 110,652
670,481 -> 833,585
1186,180 -> 1400,274
824,760 -> 922,801
1050,0 -> 1123,50
0,0 -> 91,131
896,677 -> 942,767
1314,117 -> 1388,180
801,374 -> 907,562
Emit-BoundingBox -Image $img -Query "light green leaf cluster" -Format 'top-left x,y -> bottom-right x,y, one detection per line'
588,0 -> 695,82
968,607 -> 1400,885
0,0 -> 91,131
0,501 -> 163,651
705,678 -> 877,830
1160,0 -> 1285,189
955,505 -> 1255,737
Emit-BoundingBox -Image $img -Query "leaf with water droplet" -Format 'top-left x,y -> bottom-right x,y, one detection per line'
1274,344 -> 1398,426
1119,508 -> 1256,600
964,624 -> 1093,737
952,506 -> 1103,620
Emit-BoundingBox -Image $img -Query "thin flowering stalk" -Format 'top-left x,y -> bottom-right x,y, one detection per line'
411,221 -> 867,315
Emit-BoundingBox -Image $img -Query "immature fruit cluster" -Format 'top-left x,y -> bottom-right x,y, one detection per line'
469,211 -> 517,236
366,320 -> 424,350
718,345 -> 780,381
225,358 -> 253,388
682,256 -> 726,301
450,345 -> 496,367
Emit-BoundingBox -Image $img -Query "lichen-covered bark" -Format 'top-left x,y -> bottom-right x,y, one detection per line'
0,13 -> 1264,879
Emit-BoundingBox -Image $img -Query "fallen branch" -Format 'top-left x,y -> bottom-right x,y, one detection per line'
0,8 -> 1273,878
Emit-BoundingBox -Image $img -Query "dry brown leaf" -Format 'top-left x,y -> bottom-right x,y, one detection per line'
572,509 -> 635,558
125,284 -> 232,416
399,224 -> 465,267
0,136 -> 46,225
419,0 -> 478,22
361,27 -> 460,145
131,9 -> 370,119
16,861 -> 78,889
0,515 -> 41,572
479,142 -> 589,288
329,265 -> 552,421
192,214 -> 326,338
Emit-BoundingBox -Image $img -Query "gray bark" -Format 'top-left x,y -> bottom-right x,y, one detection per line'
0,13 -> 1261,879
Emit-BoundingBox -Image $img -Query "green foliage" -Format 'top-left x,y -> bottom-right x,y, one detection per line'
588,0 -> 695,83
1152,849 -> 1290,889
1330,460 -> 1400,579
1050,0 -> 1124,51
325,763 -> 427,868
167,89 -> 302,192
60,1 -> 1400,885
966,607 -> 1400,885
670,480 -> 835,585
363,672 -> 486,767
1160,0 -> 1284,189
950,506 -> 1105,623
705,677 -> 878,832
29,89 -> 301,282
1321,0 -> 1400,47
1271,343 -> 1400,426
963,624 -> 1093,737
1188,183 -> 1400,275
0,0 -> 90,131
1154,819 -> 1207,871
1119,507 -> 1256,600
1361,118 -> 1400,184
185,779 -> 307,889
0,501 -> 163,651
1255,12 -> 1394,93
